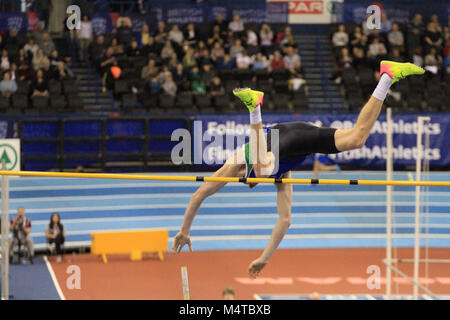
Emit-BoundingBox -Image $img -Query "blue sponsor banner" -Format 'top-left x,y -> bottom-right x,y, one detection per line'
90,13 -> 113,36
192,114 -> 450,169
0,13 -> 28,31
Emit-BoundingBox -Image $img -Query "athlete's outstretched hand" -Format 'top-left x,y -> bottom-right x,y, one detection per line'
172,232 -> 193,253
248,257 -> 268,278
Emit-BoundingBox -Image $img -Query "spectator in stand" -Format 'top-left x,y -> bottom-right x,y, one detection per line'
260,24 -> 274,47
78,15 -> 93,56
49,49 -> 61,68
424,22 -> 443,53
198,47 -> 212,66
352,45 -> 368,69
253,52 -> 268,70
173,63 -> 189,92
412,46 -> 424,67
209,76 -> 225,96
208,25 -> 224,47
9,63 -> 17,81
185,23 -> 197,46
276,26 -> 292,46
40,32 -> 56,57
32,49 -> 49,71
141,58 -> 159,81
430,14 -> 442,33
270,50 -> 285,70
111,37 -> 124,56
425,47 -> 442,68
283,46 -> 301,69
0,71 -> 17,97
332,24 -> 349,50
229,38 -> 244,58
201,64 -> 216,87
55,61 -> 72,81
0,49 -> 10,71
169,24 -> 184,46
149,76 -> 161,95
24,37 -> 39,60
91,35 -> 106,66
30,69 -> 49,97
45,212 -> 66,263
127,40 -> 142,56
281,33 -> 297,50
213,13 -> 228,37
142,36 -> 158,59
217,53 -> 234,70
192,74 -> 206,95
162,73 -> 177,96
9,207 -> 34,264
330,47 -> 353,82
138,24 -> 151,47
17,60 -> 34,81
168,53 -> 178,71
210,42 -> 225,63
183,47 -> 197,70
388,23 -> 404,52
195,41 -> 207,59
388,47 -> 404,62
33,21 -> 46,44
42,59 -> 55,82
246,29 -> 258,46
379,12 -> 392,34
116,17 -> 133,46
154,21 -> 168,45
236,50 -> 252,69
228,14 -> 245,35
158,65 -> 172,84
368,37 -> 387,61
409,13 -> 425,37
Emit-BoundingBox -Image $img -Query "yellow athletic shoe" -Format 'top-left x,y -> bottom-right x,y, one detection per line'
380,60 -> 425,84
232,88 -> 264,112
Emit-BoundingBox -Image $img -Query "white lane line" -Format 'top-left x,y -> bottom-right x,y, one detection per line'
43,256 -> 66,300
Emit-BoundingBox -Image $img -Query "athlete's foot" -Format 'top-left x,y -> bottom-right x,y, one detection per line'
380,60 -> 425,84
232,88 -> 264,112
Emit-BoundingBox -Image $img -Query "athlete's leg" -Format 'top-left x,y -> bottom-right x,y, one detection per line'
334,61 -> 425,152
233,88 -> 274,177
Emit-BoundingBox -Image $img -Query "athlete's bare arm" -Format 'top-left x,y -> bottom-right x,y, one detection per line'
248,171 -> 293,278
172,153 -> 244,253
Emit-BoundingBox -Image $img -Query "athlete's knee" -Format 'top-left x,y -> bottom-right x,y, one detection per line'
280,217 -> 291,228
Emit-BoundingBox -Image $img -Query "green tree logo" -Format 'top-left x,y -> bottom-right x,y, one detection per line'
0,144 -> 18,170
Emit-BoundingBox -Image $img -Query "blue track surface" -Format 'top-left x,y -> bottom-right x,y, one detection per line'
0,171 -> 449,251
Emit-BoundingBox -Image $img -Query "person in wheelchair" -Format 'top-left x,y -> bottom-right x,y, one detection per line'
9,207 -> 34,264
45,212 -> 66,263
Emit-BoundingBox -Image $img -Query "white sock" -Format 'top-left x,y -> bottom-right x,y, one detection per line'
372,73 -> 393,101
249,105 -> 262,125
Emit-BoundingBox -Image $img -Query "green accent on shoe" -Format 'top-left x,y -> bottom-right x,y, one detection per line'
233,88 -> 264,112
380,60 -> 425,84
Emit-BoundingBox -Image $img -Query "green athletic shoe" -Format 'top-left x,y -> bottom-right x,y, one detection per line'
232,88 -> 264,112
380,60 -> 425,84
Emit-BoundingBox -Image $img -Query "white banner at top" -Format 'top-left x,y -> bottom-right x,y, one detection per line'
268,0 -> 343,24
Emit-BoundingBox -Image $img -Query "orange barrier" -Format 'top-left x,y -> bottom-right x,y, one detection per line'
91,229 -> 169,263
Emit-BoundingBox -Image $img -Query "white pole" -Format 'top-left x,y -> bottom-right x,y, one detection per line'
385,108 -> 393,299
413,116 -> 429,300
1,160 -> 10,300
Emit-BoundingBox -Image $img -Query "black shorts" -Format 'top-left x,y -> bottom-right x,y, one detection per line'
266,121 -> 340,159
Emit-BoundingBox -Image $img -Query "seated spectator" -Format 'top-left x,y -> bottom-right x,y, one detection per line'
127,40 -> 142,57
201,64 -> 216,86
209,76 -> 225,96
388,47 -> 404,62
217,53 -> 234,70
208,25 -> 224,47
210,42 -> 225,63
270,50 -> 285,70
162,73 -> 177,96
32,49 -> 49,71
173,63 -> 189,91
197,48 -> 212,66
17,61 -> 34,81
229,39 -> 244,58
49,49 -> 61,68
379,12 -> 392,34
192,76 -> 206,95
142,36 -> 158,58
409,13 -> 424,38
185,23 -> 197,46
24,37 -> 39,60
78,15 -> 93,55
424,22 -> 443,53
154,21 -> 168,44
352,45 -> 368,69
288,59 -> 304,78
1,49 -> 10,71
158,65 -> 172,84
332,24 -> 349,49
236,50 -> 252,69
182,47 -> 197,70
54,61 -> 74,81
110,38 -> 124,56
195,41 -> 207,59
246,29 -> 258,46
430,14 -> 442,33
42,59 -> 55,82
168,53 -> 178,71
253,52 -> 268,70
9,207 -> 34,264
149,76 -> 161,95
283,46 -> 301,69
169,24 -> 184,46
116,17 -> 133,46
91,35 -> 106,64
425,47 -> 442,68
260,24 -> 274,47
9,63 -> 17,81
30,69 -> 49,97
228,14 -> 245,34
141,58 -> 159,81
412,46 -> 424,67
388,23 -> 404,52
40,32 -> 56,57
138,24 -> 151,47
0,71 -> 17,97
213,13 -> 228,37
350,26 -> 364,50
368,37 -> 387,60
45,212 -> 66,263
276,26 -> 292,46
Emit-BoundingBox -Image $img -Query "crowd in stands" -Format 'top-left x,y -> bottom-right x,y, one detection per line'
330,12 -> 449,111
0,21 -> 78,113
83,14 -> 307,112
